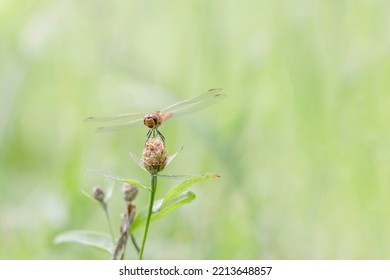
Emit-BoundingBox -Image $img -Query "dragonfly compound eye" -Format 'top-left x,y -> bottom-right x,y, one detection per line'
143,114 -> 156,129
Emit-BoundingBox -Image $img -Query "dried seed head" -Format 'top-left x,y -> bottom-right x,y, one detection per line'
122,183 -> 139,202
92,186 -> 105,203
142,137 -> 167,174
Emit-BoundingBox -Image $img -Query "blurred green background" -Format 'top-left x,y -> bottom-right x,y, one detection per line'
1,0 -> 390,259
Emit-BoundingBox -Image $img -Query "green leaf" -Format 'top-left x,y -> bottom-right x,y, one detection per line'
128,151 -> 147,172
104,183 -> 114,204
166,146 -> 183,167
80,189 -> 99,203
157,174 -> 193,180
162,173 -> 220,205
84,168 -> 150,191
54,230 -> 115,255
131,191 -> 196,232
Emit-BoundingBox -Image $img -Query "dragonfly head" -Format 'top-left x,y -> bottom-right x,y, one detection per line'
143,112 -> 163,129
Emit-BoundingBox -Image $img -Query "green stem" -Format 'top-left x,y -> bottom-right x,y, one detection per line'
138,174 -> 157,260
103,203 -> 115,244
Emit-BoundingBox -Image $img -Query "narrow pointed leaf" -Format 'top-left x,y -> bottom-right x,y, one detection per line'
80,189 -> 99,203
162,173 -> 220,205
54,230 -> 115,255
131,191 -> 196,232
166,146 -> 183,167
128,151 -> 147,172
103,182 -> 115,204
157,174 -> 193,180
84,168 -> 150,191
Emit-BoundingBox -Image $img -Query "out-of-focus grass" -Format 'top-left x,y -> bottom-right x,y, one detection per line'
0,0 -> 389,259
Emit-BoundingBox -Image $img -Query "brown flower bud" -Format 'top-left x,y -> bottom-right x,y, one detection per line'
122,183 -> 139,202
92,186 -> 105,203
142,137 -> 167,174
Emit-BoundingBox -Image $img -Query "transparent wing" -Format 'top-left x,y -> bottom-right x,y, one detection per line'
95,118 -> 144,133
160,88 -> 225,118
85,88 -> 225,133
84,112 -> 144,123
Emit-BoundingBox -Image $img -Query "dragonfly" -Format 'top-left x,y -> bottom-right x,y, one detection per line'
85,88 -> 225,142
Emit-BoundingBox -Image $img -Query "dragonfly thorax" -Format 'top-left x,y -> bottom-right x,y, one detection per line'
143,111 -> 163,129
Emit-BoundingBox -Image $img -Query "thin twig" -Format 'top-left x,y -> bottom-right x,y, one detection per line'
103,203 -> 115,244
131,234 -> 140,253
113,203 -> 137,260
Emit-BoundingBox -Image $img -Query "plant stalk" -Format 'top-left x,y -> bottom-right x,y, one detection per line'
103,204 -> 115,244
138,174 -> 157,260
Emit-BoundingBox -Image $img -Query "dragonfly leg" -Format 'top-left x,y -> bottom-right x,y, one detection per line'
146,129 -> 153,140
156,129 -> 166,144
145,128 -> 165,144
145,129 -> 152,144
